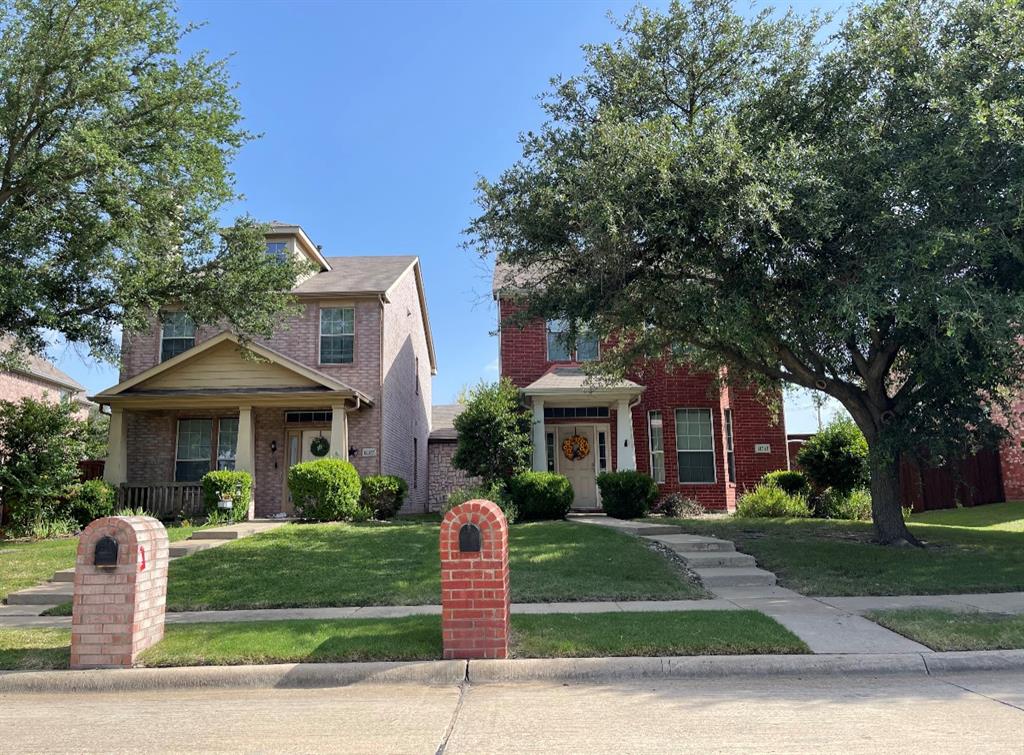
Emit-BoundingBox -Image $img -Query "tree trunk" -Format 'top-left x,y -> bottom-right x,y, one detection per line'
868,452 -> 921,547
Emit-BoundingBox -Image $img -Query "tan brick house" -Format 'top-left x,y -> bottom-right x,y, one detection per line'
91,223 -> 436,517
0,336 -> 91,419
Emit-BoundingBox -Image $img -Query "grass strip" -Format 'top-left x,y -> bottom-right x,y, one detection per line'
0,610 -> 807,670
867,609 -> 1024,651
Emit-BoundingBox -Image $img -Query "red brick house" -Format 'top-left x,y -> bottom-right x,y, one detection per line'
91,223 -> 436,517
493,265 -> 788,511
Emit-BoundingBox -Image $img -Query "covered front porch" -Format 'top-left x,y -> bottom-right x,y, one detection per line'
92,333 -> 373,519
523,367 -> 645,510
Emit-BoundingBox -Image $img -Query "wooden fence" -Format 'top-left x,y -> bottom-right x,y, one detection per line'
899,449 -> 1005,512
117,482 -> 205,519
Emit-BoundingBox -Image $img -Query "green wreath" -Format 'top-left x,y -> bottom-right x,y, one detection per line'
309,436 -> 330,457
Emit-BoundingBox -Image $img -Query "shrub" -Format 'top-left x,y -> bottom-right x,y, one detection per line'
444,482 -> 518,524
652,492 -> 707,518
200,470 -> 253,522
596,471 -> 658,519
506,472 -> 573,522
736,483 -> 812,518
360,475 -> 409,520
287,459 -> 365,521
452,379 -> 532,484
69,480 -> 116,527
761,470 -> 808,496
816,487 -> 872,520
796,418 -> 869,494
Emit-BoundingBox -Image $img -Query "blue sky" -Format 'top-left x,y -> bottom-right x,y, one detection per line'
49,0 -> 845,433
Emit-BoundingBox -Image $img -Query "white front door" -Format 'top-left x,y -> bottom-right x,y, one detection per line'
284,428 -> 331,513
556,426 -> 598,508
299,429 -> 330,462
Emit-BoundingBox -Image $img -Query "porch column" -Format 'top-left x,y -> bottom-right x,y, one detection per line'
103,406 -> 128,485
235,406 -> 254,475
532,397 -> 546,471
330,404 -> 349,460
616,399 -> 637,471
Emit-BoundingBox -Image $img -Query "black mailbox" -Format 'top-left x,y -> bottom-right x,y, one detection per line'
94,536 -> 119,567
458,523 -> 482,553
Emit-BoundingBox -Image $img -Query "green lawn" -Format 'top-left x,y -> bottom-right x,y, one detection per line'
656,501 -> 1024,596
163,520 -> 704,611
868,609 -> 1024,651
0,611 -> 806,670
1,526 -> 195,603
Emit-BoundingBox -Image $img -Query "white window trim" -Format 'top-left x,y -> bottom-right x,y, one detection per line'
160,311 -> 195,363
648,410 -> 665,485
545,320 -> 600,363
174,418 -> 212,482
674,407 -> 718,485
318,306 -> 355,365
724,408 -> 736,484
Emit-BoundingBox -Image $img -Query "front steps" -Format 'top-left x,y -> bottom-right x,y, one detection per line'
5,520 -> 286,608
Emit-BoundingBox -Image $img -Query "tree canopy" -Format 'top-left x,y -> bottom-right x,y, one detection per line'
469,0 -> 1024,544
0,0 -> 308,365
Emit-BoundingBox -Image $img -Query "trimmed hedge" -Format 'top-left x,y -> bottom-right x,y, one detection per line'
761,470 -> 809,496
200,470 -> 253,522
596,471 -> 658,519
287,459 -> 365,521
736,483 -> 811,518
359,475 -> 409,520
69,479 -> 116,527
506,471 -> 573,522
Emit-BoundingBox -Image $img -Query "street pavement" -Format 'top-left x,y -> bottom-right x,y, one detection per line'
1,670 -> 1021,753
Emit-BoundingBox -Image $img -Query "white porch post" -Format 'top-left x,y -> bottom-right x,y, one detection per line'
103,406 -> 128,485
616,399 -> 637,471
330,404 -> 349,461
235,406 -> 255,519
532,397 -> 546,471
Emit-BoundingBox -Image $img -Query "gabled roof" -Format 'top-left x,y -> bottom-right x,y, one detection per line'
523,366 -> 644,399
265,222 -> 332,272
0,336 -> 86,393
293,255 -> 437,374
92,332 -> 372,404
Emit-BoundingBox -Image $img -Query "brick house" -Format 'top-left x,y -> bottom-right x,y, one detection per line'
91,223 -> 436,517
492,264 -> 788,511
0,336 -> 91,419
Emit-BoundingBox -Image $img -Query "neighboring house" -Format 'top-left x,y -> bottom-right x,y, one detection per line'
489,264 -> 789,512
91,223 -> 436,517
0,336 -> 91,419
427,404 -> 480,509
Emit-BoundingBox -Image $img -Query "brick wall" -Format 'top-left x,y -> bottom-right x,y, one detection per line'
0,370 -> 89,418
380,268 -> 432,512
427,439 -> 482,510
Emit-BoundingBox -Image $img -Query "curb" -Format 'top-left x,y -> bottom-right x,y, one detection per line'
0,660 -> 467,693
3,651 -> 1024,693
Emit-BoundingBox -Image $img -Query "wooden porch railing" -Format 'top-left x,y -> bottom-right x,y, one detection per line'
118,482 -> 205,519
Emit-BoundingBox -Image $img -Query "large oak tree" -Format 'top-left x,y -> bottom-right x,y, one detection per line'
469,0 -> 1024,545
0,0 -> 308,365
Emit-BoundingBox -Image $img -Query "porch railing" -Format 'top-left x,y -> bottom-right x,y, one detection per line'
118,482 -> 205,519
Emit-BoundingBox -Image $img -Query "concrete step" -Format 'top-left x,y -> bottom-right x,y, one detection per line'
169,540 -> 220,558
49,569 -> 76,583
188,529 -> 244,540
679,551 -> 757,569
645,534 -> 735,553
693,567 -> 777,588
6,582 -> 74,605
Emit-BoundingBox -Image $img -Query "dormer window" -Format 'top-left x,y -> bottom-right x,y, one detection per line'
266,241 -> 288,263
320,307 -> 354,364
160,311 -> 195,362
546,319 -> 599,362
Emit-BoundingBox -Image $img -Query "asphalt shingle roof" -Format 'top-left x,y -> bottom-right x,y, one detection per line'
292,256 -> 418,295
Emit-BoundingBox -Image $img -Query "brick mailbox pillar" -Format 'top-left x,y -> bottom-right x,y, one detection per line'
71,516 -> 170,670
440,499 -> 510,660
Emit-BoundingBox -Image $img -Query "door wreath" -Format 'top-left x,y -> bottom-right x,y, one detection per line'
310,435 -> 330,457
562,434 -> 590,461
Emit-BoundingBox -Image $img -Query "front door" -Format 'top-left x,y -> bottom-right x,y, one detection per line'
556,426 -> 598,508
284,428 -> 331,513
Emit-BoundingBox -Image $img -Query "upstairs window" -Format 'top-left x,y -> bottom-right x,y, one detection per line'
546,319 -> 599,362
266,241 -> 288,263
160,312 -> 195,362
320,307 -> 354,364
675,408 -> 716,484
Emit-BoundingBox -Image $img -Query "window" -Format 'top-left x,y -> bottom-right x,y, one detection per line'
544,406 -> 609,419
266,241 -> 288,263
320,308 -> 354,364
217,418 -> 239,471
413,437 -> 418,489
175,419 -> 212,481
160,312 -> 195,362
285,410 -> 333,424
598,431 -> 608,473
545,432 -> 556,472
724,409 -> 736,483
415,357 -> 420,396
546,319 -> 599,362
674,408 -> 716,483
648,411 -> 665,484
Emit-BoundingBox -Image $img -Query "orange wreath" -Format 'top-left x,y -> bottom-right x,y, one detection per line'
562,434 -> 591,461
